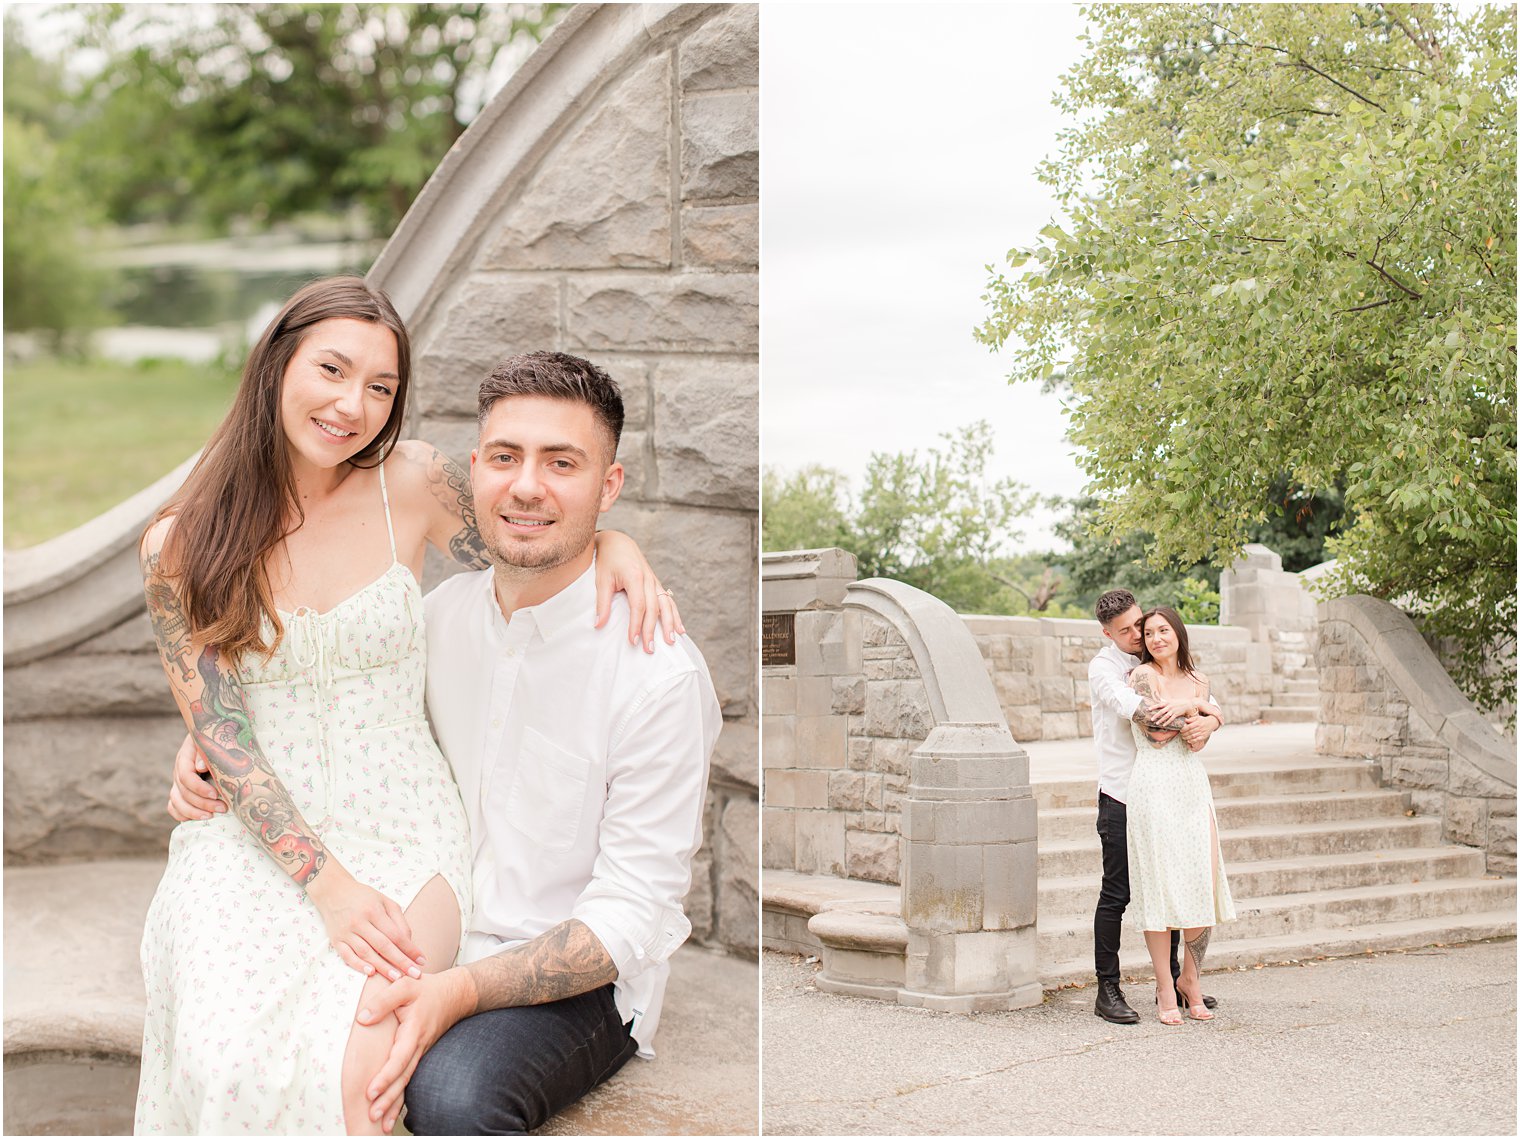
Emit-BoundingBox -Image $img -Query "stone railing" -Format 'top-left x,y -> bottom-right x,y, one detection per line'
1316,595 -> 1516,874
762,549 -> 1039,1012
964,615 -> 1273,741
3,2 -> 758,956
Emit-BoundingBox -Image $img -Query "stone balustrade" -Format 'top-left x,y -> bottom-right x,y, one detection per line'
1316,595 -> 1516,875
964,614 -> 1274,743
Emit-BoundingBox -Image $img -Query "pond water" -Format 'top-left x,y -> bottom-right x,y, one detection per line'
96,239 -> 373,362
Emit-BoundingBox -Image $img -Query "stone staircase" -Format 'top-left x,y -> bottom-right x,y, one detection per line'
1034,721 -> 1515,985
763,723 -> 1516,993
1259,665 -> 1320,724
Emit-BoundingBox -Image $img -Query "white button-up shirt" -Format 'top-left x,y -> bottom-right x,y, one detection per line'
1089,642 -> 1146,805
424,562 -> 721,1057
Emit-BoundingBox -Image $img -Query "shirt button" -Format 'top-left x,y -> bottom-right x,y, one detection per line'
506,647 -> 517,657
491,718 -> 502,729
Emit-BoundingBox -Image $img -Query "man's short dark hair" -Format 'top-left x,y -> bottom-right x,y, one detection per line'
1095,588 -> 1139,627
477,351 -> 624,460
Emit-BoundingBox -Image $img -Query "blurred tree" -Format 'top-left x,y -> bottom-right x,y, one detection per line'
3,17 -> 112,345
978,3 -> 1516,712
761,422 -> 1067,616
67,3 -> 564,233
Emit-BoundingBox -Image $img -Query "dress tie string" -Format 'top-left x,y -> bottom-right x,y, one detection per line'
287,607 -> 338,833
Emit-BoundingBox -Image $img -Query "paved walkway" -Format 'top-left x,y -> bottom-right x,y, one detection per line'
761,939 -> 1516,1135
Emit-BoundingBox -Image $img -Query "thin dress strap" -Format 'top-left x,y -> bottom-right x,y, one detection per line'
379,461 -> 398,563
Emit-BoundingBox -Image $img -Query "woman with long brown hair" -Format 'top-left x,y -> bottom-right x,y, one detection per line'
1124,606 -> 1236,1025
134,277 -> 675,1134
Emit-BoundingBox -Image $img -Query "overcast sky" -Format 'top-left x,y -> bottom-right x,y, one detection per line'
761,2 -> 1090,549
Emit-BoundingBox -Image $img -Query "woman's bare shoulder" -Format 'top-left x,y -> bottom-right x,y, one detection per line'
140,514 -> 178,567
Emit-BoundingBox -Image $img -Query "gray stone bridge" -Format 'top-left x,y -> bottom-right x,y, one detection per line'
761,544 -> 1515,1006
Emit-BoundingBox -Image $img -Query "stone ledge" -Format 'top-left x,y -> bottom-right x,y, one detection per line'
4,857 -> 758,1135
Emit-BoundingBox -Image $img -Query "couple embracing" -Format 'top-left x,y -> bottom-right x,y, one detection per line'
135,277 -> 720,1134
1088,589 -> 1238,1027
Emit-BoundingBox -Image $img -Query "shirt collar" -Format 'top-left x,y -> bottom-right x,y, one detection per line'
484,559 -> 596,644
1102,641 -> 1140,668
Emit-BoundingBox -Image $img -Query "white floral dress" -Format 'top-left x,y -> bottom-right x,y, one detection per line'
1125,682 -> 1236,932
135,465 -> 472,1134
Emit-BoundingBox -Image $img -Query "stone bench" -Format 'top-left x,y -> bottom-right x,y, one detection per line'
4,859 -> 757,1135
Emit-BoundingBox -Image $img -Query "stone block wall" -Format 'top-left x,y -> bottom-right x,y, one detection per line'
1317,595 -> 1516,874
1220,543 -> 1320,683
3,4 -> 760,958
963,615 -> 1272,742
404,2 -> 759,956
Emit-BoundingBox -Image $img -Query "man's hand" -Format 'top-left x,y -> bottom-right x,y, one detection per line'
357,967 -> 478,1132
1180,712 -> 1219,752
167,733 -> 226,821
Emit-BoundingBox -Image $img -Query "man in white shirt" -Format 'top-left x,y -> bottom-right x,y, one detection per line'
359,351 -> 720,1133
1088,588 -> 1221,1025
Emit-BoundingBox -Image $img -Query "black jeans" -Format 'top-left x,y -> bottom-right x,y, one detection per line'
403,983 -> 638,1135
1094,791 -> 1180,985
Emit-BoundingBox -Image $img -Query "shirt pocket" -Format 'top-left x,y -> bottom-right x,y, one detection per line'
502,727 -> 590,854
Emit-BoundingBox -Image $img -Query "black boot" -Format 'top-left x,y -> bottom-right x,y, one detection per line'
1094,980 -> 1140,1024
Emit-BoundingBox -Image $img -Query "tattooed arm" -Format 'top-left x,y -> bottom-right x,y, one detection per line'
353,920 -> 616,1128
1128,666 -> 1183,746
141,520 -> 425,980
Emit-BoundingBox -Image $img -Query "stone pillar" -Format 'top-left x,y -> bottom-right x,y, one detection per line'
760,548 -> 860,877
898,723 -> 1040,1011
846,579 -> 1040,1012
1219,543 -> 1319,681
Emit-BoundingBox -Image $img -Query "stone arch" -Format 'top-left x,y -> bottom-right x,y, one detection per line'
3,2 -> 758,952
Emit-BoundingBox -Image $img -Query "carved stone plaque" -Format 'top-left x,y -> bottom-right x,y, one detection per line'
761,611 -> 796,668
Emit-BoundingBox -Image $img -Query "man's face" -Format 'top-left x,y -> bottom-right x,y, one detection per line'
470,395 -> 623,573
1102,604 -> 1145,656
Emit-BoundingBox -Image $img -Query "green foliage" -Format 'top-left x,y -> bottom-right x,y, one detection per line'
978,3 -> 1516,711
65,3 -> 564,233
1174,576 -> 1221,626
762,422 -> 1067,616
4,354 -> 240,547
3,20 -> 114,344
761,466 -> 855,555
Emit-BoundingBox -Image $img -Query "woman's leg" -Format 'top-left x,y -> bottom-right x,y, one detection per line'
340,875 -> 461,1135
1143,929 -> 1179,1021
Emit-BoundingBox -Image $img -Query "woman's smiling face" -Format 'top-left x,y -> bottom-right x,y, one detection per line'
1143,613 -> 1177,659
278,318 -> 400,473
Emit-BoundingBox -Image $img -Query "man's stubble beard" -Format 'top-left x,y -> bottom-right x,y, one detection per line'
481,507 -> 598,581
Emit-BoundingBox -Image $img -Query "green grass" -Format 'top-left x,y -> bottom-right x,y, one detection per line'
4,355 -> 240,548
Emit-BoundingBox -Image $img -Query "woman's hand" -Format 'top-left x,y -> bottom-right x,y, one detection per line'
592,530 -> 685,652
167,734 -> 226,822
306,867 -> 428,981
1146,697 -> 1200,730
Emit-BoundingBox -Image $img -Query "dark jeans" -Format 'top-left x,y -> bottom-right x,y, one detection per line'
1094,791 -> 1180,985
403,983 -> 638,1135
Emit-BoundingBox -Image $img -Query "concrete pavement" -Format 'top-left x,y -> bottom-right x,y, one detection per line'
761,939 -> 1516,1135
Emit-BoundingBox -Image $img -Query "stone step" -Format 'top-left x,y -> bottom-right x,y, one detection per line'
1033,757 -> 1379,810
1039,815 -> 1445,878
1037,877 -> 1516,957
1040,909 -> 1517,991
1038,788 -> 1409,844
1036,845 -> 1489,917
1279,678 -> 1319,697
1261,706 -> 1318,723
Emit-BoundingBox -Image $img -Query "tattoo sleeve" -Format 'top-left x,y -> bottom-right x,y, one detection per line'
420,446 -> 490,569
463,919 -> 618,1012
142,549 -> 331,886
1129,669 -> 1180,743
